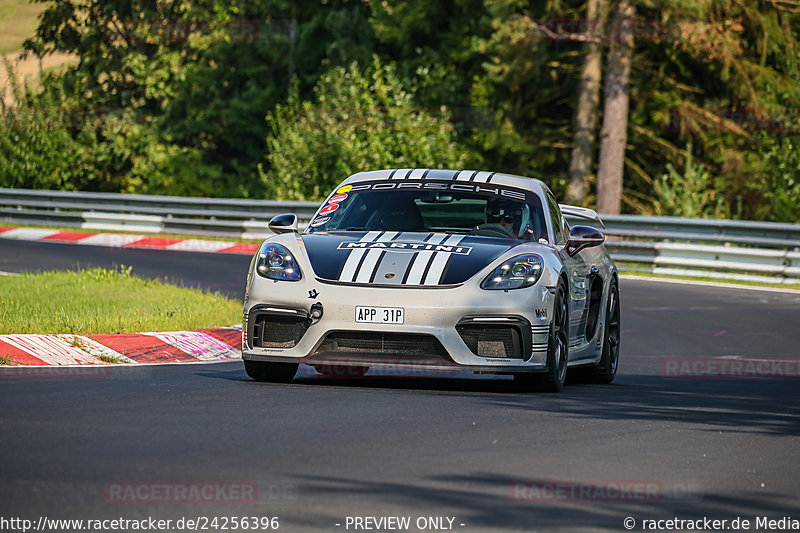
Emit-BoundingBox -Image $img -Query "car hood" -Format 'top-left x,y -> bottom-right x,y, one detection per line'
302,231 -> 521,286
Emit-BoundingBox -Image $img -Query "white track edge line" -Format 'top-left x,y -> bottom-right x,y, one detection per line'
619,274 -> 800,294
0,358 -> 241,370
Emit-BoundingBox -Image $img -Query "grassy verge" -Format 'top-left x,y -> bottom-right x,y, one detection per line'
0,266 -> 241,335
0,0 -> 44,54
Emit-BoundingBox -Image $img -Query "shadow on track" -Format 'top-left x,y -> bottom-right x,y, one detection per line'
197,363 -> 521,393
291,471 -> 800,532
487,374 -> 800,437
199,364 -> 800,437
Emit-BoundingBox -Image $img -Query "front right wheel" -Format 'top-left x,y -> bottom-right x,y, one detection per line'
587,279 -> 620,383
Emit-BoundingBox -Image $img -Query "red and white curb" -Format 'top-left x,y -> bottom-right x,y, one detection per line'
0,226 -> 259,255
0,327 -> 242,366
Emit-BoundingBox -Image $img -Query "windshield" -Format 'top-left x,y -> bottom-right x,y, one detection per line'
306,181 -> 549,242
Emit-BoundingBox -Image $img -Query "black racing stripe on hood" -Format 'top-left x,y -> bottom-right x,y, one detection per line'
303,231 -> 369,281
437,235 -> 515,284
303,232 -> 519,285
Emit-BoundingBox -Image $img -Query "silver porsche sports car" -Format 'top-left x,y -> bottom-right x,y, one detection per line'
242,169 -> 620,391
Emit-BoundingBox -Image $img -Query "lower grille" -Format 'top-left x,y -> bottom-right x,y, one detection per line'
456,324 -> 523,359
250,313 -> 310,348
314,332 -> 449,358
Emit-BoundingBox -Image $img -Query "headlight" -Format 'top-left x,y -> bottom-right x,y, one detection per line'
481,254 -> 543,290
256,243 -> 302,281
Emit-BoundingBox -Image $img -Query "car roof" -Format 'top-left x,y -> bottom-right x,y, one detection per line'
341,169 -> 550,197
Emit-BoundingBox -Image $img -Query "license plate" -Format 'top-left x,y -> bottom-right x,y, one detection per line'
355,306 -> 405,324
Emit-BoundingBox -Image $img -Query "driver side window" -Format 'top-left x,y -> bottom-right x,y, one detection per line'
546,193 -> 567,245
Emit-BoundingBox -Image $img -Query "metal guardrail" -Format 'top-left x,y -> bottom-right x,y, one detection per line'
587,216 -> 800,285
0,187 -> 319,238
2,187 -> 799,284
601,214 -> 800,249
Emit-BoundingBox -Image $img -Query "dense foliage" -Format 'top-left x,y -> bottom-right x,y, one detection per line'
262,59 -> 472,200
0,0 -> 798,220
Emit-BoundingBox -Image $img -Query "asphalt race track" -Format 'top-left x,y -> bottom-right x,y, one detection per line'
2,240 -> 800,532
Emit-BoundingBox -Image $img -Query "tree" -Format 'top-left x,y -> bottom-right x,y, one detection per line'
596,0 -> 634,215
566,0 -> 608,205
22,0 -> 377,197
11,0 -> 800,218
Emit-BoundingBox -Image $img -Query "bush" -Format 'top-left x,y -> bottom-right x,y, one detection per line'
0,66 -> 96,190
260,58 -> 477,200
759,135 -> 800,223
0,63 -> 223,195
651,144 -> 727,218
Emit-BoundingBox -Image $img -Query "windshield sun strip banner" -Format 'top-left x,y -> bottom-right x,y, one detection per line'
310,178 -> 528,227
338,179 -> 523,199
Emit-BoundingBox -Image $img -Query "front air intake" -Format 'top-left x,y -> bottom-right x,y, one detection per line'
314,332 -> 450,358
455,316 -> 533,360
248,308 -> 310,349
457,324 -> 524,359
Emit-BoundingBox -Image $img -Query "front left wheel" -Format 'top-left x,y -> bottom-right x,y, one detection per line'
244,360 -> 298,383
515,279 -> 569,392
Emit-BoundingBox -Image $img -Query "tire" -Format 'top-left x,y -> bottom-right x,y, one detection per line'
315,364 -> 370,378
244,360 -> 298,383
588,279 -> 620,383
515,279 -> 569,392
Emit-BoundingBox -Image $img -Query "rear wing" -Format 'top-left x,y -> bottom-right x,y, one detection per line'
559,204 -> 606,229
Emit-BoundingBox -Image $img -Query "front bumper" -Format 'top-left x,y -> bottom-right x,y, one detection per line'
242,277 -> 554,373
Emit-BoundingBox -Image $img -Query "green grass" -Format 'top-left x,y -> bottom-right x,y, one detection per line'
0,266 -> 242,334
0,0 -> 45,54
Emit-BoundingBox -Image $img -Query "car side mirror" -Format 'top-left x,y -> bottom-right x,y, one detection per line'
268,213 -> 299,234
565,225 -> 605,256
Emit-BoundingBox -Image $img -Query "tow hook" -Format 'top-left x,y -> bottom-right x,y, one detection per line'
309,302 -> 324,321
